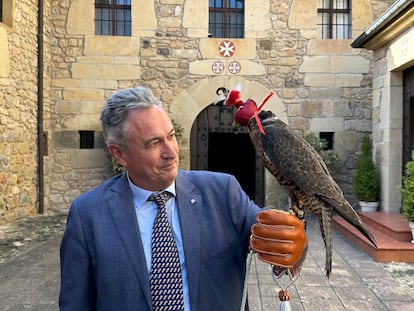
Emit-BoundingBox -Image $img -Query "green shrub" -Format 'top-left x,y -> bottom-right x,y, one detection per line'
112,157 -> 126,175
353,136 -> 380,202
303,132 -> 339,174
398,150 -> 414,222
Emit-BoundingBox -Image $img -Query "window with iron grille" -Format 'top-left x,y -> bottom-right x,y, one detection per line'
79,131 -> 95,149
95,0 -> 131,36
209,0 -> 244,38
317,0 -> 351,39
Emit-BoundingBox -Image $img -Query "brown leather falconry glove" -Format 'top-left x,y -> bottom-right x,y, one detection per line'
250,209 -> 308,277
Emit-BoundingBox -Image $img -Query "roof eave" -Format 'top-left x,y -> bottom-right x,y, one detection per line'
351,0 -> 414,50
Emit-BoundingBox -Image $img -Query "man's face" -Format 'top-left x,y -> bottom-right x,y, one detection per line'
111,106 -> 179,191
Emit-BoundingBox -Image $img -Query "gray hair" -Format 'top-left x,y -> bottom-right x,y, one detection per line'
100,86 -> 162,149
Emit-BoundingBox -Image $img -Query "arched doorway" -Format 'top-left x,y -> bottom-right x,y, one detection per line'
170,77 -> 288,208
190,104 -> 264,205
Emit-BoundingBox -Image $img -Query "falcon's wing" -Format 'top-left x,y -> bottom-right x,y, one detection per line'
249,116 -> 343,205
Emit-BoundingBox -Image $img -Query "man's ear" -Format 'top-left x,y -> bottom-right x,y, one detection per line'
108,144 -> 127,167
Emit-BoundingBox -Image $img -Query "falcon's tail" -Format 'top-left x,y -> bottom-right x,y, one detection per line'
333,201 -> 377,248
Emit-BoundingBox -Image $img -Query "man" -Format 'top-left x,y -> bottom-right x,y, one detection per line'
59,86 -> 307,310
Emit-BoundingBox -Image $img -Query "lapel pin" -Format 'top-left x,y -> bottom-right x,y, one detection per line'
190,198 -> 196,204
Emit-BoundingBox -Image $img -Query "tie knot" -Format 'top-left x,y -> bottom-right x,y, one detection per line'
149,191 -> 172,208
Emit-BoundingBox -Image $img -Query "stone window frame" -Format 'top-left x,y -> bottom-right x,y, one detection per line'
95,0 -> 131,36
0,0 -> 14,29
208,0 -> 244,38
317,0 -> 351,39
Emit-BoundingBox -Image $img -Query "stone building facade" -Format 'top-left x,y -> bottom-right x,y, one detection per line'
0,0 -> 52,222
0,0 -> 398,223
352,0 -> 414,213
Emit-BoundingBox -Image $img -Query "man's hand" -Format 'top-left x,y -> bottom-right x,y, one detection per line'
250,209 -> 308,275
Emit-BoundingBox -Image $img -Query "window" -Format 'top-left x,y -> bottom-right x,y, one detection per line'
319,132 -> 334,150
317,0 -> 351,39
95,0 -> 131,36
79,131 -> 95,149
209,0 -> 244,38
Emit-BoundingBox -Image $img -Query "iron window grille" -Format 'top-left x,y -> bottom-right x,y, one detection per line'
317,0 -> 351,39
79,131 -> 95,149
209,0 -> 244,38
95,0 -> 131,36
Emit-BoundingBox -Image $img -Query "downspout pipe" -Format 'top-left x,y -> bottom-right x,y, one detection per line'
37,0 -> 44,214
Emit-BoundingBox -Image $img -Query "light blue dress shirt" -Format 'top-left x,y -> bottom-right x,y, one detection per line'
128,176 -> 191,310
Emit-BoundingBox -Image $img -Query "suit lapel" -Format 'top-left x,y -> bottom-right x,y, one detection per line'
104,173 -> 203,310
175,173 -> 202,311
104,174 -> 152,309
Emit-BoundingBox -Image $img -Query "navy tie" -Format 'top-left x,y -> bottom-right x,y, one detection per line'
149,191 -> 184,311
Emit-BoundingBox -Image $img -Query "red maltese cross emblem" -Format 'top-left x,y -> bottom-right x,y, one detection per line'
228,61 -> 241,74
218,40 -> 235,57
212,61 -> 225,74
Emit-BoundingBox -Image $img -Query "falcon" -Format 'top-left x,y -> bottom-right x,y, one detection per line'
218,85 -> 377,277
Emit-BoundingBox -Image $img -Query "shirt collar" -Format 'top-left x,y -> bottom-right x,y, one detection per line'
127,172 -> 176,208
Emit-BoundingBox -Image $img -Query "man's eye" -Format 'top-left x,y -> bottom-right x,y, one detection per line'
148,140 -> 160,148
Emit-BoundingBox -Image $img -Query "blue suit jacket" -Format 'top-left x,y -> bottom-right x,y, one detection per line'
59,170 -> 262,311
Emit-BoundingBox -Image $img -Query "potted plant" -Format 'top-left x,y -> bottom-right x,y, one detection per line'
353,136 -> 380,212
398,149 -> 414,243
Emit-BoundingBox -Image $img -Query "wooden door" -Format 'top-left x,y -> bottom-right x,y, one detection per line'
403,66 -> 414,170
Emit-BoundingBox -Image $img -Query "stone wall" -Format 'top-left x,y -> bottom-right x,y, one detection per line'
46,0 -> 398,212
369,24 -> 414,213
0,0 -> 398,222
0,0 -> 41,223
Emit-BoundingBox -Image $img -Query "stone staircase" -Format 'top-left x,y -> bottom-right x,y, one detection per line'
333,211 -> 414,262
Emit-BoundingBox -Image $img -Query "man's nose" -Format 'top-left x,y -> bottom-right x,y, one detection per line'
161,140 -> 177,157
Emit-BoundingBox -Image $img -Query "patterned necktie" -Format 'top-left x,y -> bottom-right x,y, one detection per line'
149,191 -> 184,311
